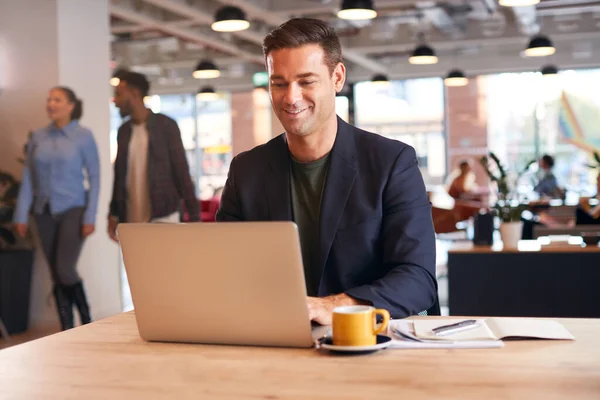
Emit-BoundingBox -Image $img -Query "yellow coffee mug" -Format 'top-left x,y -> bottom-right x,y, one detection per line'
332,305 -> 390,346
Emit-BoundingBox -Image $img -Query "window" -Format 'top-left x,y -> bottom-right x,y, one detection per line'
485,69 -> 600,198
196,94 -> 232,199
354,78 -> 446,184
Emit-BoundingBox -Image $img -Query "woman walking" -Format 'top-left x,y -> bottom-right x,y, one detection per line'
14,86 -> 100,330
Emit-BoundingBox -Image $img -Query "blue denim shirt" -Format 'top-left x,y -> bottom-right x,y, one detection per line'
534,171 -> 559,197
14,121 -> 100,225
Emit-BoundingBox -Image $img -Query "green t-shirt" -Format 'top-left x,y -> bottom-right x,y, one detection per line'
290,153 -> 331,296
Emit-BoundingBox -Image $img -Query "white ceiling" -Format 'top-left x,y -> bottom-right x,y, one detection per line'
109,0 -> 600,94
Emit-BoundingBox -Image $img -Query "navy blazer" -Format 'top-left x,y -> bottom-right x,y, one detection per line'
216,117 -> 437,318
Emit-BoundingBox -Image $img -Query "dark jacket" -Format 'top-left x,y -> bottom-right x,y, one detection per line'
109,111 -> 200,222
216,117 -> 437,318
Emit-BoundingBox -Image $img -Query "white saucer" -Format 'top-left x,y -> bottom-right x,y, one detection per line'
320,335 -> 393,354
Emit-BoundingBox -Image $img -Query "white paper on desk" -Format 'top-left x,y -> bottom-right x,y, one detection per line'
485,318 -> 575,340
388,320 -> 504,349
412,318 -> 575,341
389,339 -> 504,349
412,318 -> 496,341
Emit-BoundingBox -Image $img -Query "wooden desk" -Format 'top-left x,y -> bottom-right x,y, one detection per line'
448,241 -> 600,317
448,240 -> 600,253
1,312 -> 599,399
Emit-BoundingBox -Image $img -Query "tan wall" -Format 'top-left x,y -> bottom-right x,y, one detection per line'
231,88 -> 284,157
231,91 -> 255,157
0,0 -> 121,327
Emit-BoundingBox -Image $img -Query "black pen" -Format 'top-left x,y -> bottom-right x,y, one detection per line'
432,319 -> 480,336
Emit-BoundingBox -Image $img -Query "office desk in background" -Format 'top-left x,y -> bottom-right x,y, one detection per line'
448,241 -> 600,318
0,312 -> 599,399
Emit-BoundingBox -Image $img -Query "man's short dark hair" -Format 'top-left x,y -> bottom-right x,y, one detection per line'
542,154 -> 555,168
262,17 -> 343,75
120,71 -> 150,98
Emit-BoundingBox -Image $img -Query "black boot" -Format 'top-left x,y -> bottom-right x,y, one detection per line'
67,282 -> 92,325
52,284 -> 74,330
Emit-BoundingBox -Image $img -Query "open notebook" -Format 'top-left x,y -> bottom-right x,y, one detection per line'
388,320 -> 504,349
412,318 -> 575,341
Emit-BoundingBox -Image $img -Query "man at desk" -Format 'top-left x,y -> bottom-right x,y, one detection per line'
216,18 -> 437,324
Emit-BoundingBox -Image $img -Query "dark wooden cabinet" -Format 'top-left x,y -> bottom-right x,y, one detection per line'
0,250 -> 33,334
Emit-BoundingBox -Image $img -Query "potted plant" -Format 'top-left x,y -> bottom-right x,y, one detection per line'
0,159 -> 34,335
585,151 -> 600,171
479,153 -> 533,248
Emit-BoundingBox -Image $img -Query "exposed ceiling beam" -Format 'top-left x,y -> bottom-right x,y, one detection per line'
536,0 -> 600,7
141,0 -> 265,45
132,56 -> 247,70
112,18 -> 203,34
215,0 -> 388,73
110,3 -> 264,64
536,4 -> 600,15
272,0 -> 417,15
420,7 -> 465,37
511,5 -> 540,36
347,12 -> 600,54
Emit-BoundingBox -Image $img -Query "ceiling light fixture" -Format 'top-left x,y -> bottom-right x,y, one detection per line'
499,0 -> 539,7
211,6 -> 250,32
371,73 -> 390,86
524,35 -> 555,57
444,69 -> 468,87
196,86 -> 219,101
541,65 -> 559,76
110,68 -> 128,87
409,44 -> 438,65
337,0 -> 377,20
192,60 -> 220,79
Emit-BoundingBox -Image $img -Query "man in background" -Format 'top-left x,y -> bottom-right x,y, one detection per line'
108,71 -> 199,241
534,154 -> 564,199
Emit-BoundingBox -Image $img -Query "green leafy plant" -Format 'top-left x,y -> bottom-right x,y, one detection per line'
0,134 -> 31,250
479,152 -> 534,223
585,151 -> 600,170
0,170 -> 20,249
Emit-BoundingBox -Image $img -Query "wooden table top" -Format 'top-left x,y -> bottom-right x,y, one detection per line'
449,239 -> 600,254
1,312 -> 599,399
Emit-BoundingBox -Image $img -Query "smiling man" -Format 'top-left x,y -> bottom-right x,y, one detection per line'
216,18 -> 437,324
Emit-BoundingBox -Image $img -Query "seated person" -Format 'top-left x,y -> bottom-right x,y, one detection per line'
216,18 -> 437,325
576,172 -> 600,225
534,155 -> 565,199
447,160 -> 477,200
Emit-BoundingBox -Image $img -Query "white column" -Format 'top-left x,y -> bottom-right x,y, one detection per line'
0,0 -> 121,327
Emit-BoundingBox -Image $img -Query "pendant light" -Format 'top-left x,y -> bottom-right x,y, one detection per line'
337,0 -> 377,20
524,35 -> 555,57
444,69 -> 468,87
110,68 -> 127,86
371,74 -> 390,86
211,6 -> 250,32
409,44 -> 438,65
196,86 -> 219,101
193,60 -> 220,79
499,0 -> 539,6
541,65 -> 558,76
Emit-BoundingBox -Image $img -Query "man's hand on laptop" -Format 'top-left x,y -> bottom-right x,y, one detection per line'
307,294 -> 368,325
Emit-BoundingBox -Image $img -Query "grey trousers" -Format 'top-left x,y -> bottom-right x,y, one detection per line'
34,206 -> 85,286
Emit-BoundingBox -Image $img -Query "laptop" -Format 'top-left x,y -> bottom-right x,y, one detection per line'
117,221 -> 324,348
